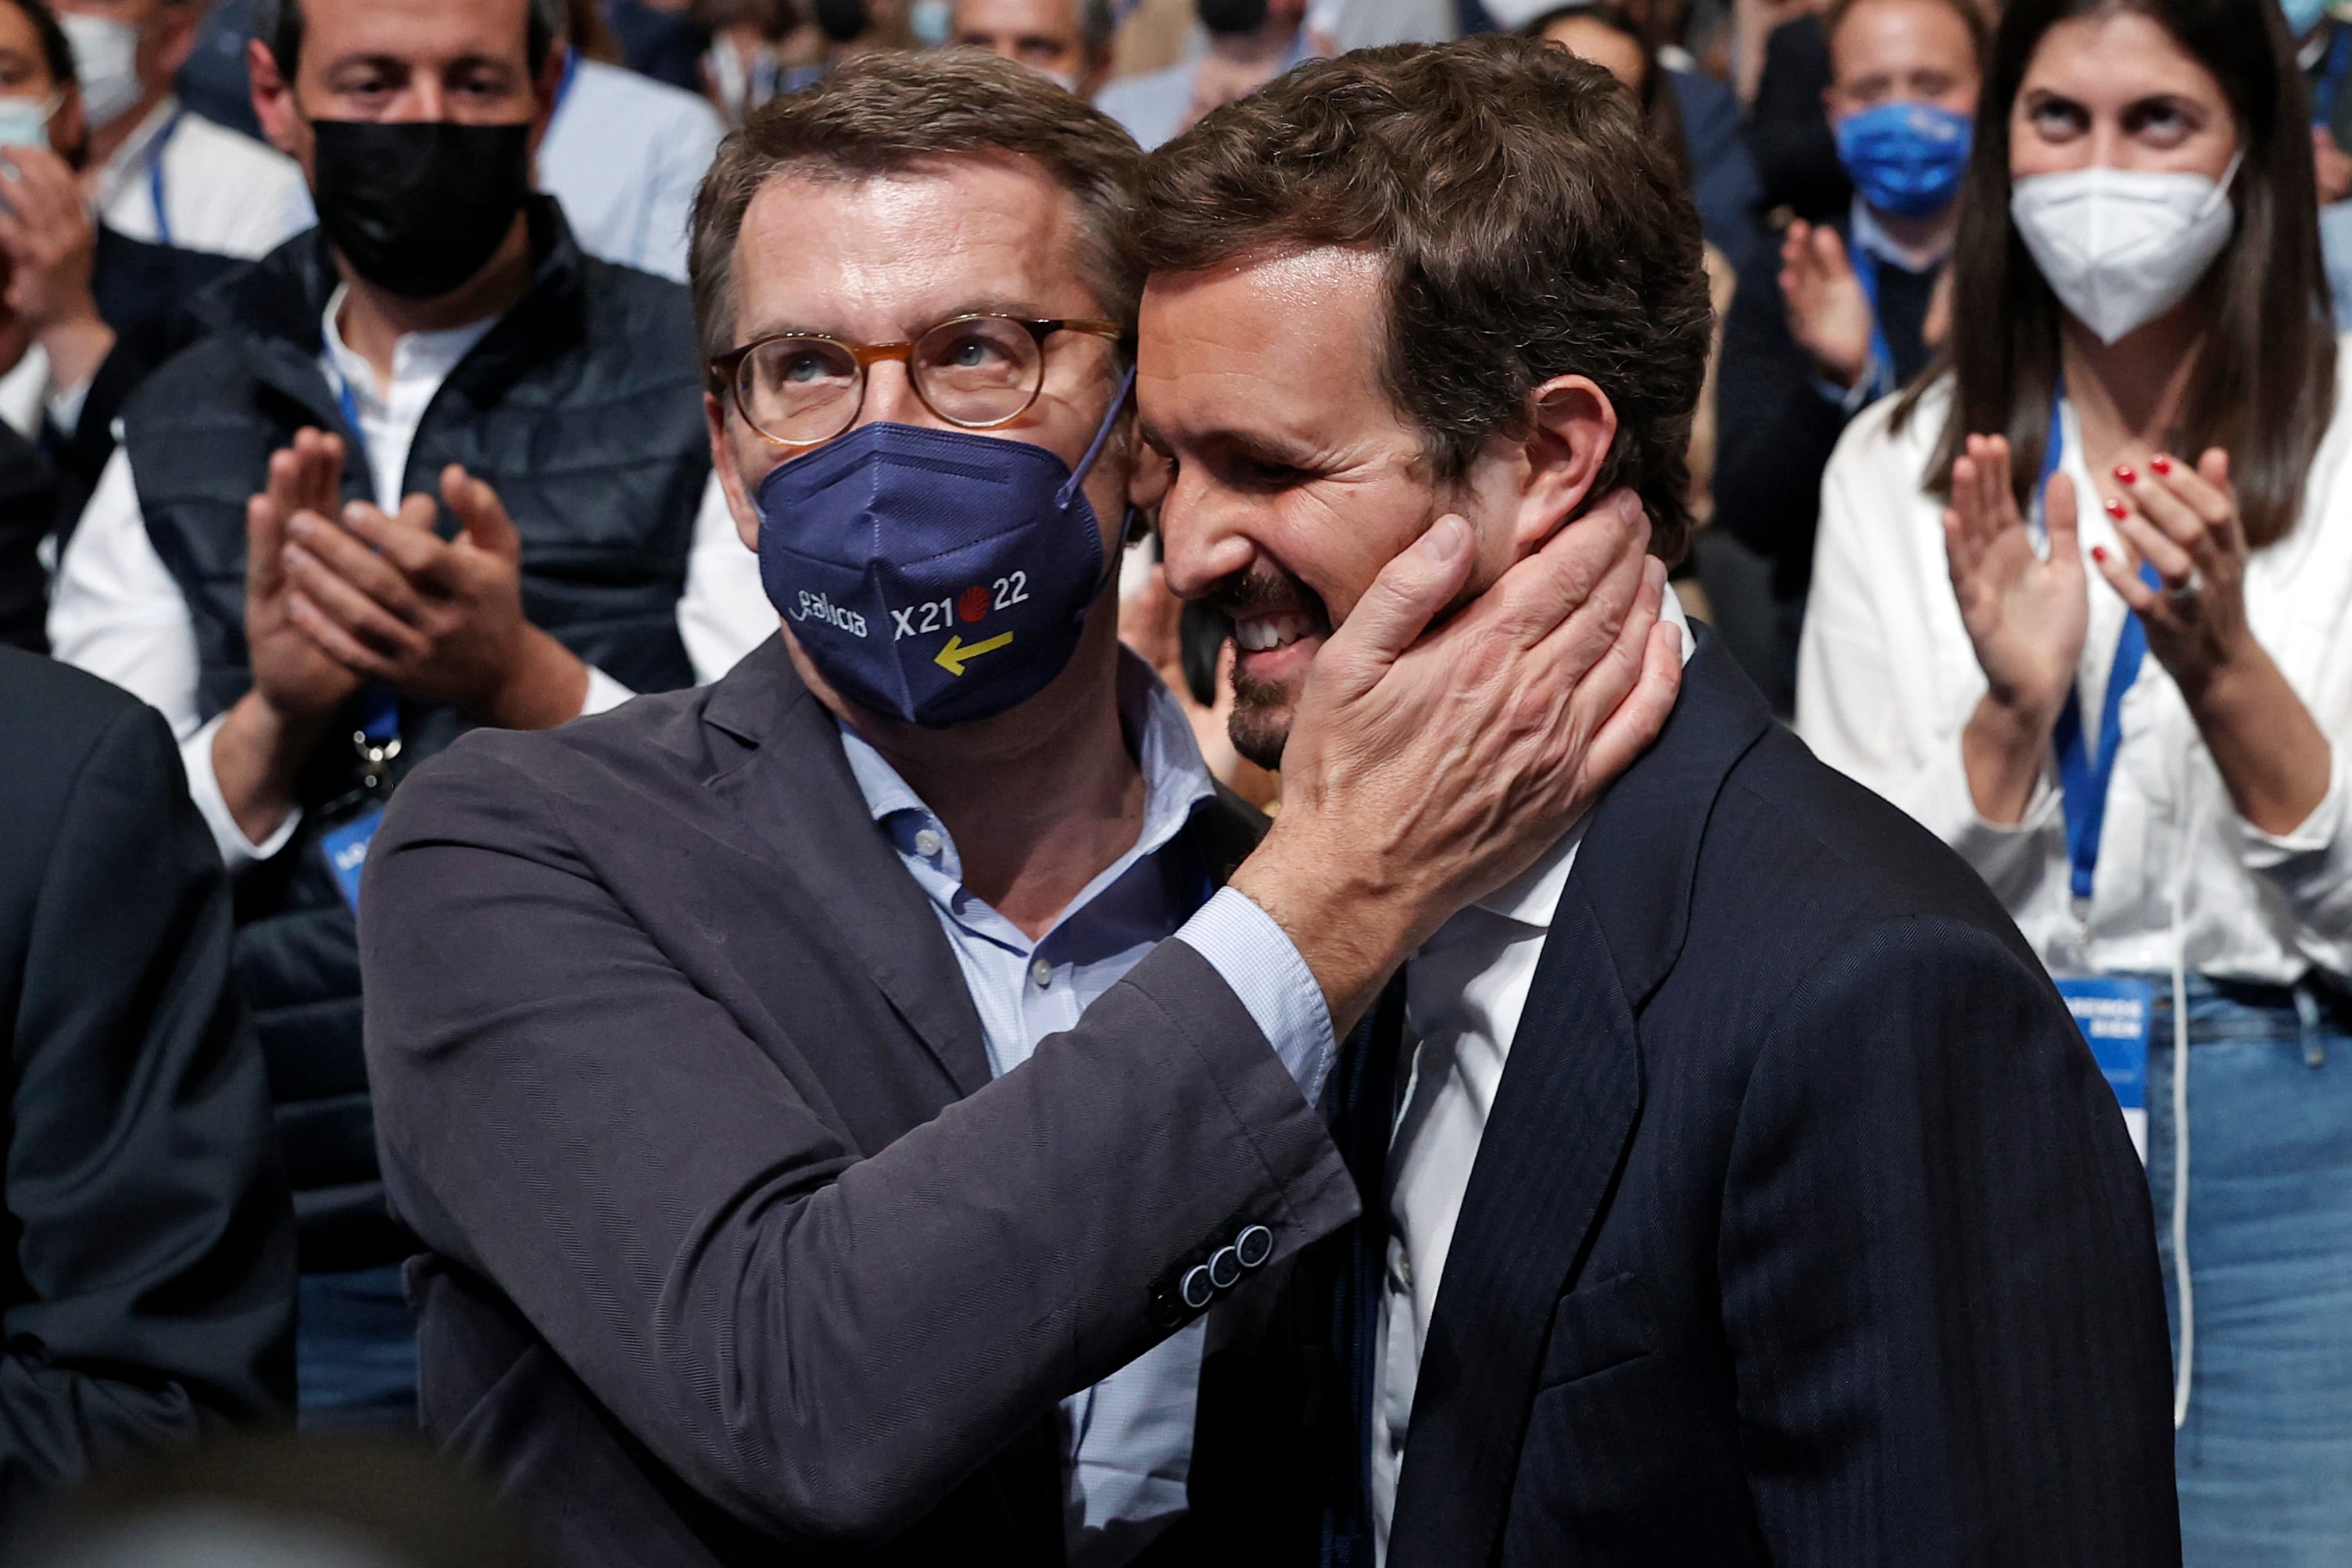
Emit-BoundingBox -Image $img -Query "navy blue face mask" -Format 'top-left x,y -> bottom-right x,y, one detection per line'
754,374 -> 1133,728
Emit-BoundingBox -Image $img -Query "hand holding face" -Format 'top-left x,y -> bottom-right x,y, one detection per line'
1944,431 -> 2089,731
2098,449 -> 2254,702
1779,220 -> 1875,390
278,464 -> 588,730
1232,489 -> 1683,1029
245,428 -> 366,722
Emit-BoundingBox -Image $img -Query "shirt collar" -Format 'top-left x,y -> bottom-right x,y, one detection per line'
95,95 -> 181,196
319,282 -> 503,407
1466,586 -> 1698,929
837,647 -> 1220,869
1849,194 -> 1953,274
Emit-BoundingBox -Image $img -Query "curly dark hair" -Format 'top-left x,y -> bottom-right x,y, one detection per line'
1131,34 -> 1714,563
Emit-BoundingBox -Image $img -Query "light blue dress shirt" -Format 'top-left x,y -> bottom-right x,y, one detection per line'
836,652 -> 1334,1566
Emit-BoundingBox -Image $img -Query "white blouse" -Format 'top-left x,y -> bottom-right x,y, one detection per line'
1795,360 -> 2352,986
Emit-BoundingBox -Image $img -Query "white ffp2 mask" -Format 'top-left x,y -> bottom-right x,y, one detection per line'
2009,153 -> 2243,345
57,13 -> 142,132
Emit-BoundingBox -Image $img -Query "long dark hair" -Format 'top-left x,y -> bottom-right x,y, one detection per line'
1892,0 -> 2334,548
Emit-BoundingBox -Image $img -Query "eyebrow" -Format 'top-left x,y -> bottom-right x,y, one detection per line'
737,295 -> 1061,344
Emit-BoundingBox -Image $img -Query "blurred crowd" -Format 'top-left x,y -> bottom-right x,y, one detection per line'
0,0 -> 2347,1563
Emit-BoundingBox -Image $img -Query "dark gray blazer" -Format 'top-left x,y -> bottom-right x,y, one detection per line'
359,638 -> 1359,1566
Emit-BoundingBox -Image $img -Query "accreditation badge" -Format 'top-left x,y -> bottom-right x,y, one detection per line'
2056,976 -> 2156,1163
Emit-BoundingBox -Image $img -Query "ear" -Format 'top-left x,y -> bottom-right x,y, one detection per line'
248,38 -> 306,166
527,43 -> 569,159
707,391 -> 764,555
157,2 -> 205,77
1502,373 -> 1617,557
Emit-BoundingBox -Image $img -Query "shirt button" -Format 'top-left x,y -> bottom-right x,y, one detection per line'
913,828 -> 943,858
1030,958 -> 1053,990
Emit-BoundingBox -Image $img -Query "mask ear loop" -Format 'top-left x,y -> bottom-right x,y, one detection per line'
2198,148 -> 2246,218
1061,364 -> 1142,604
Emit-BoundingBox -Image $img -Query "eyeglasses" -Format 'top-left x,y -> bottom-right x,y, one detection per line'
711,314 -> 1127,449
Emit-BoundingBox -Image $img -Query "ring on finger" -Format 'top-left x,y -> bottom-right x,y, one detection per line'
2165,568 -> 2206,604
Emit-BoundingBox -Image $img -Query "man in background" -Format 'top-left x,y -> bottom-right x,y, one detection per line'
0,647 -> 295,1520
48,0 -> 771,1427
1097,0 -> 1309,148
953,0 -> 1114,95
58,0 -> 313,257
1713,0 -> 1980,710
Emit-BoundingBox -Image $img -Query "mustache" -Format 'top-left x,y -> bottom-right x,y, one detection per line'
1204,561 -> 1330,625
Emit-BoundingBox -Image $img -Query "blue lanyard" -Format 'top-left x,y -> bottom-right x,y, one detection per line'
1847,230 -> 1899,403
2317,23 -> 2352,128
2042,392 -> 2162,902
147,107 -> 184,249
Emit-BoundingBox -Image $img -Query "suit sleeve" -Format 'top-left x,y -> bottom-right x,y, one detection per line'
359,747 -> 1362,1550
2,700 -> 296,1513
1718,914 -> 2178,1566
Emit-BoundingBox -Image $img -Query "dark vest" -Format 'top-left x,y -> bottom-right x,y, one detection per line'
124,199 -> 710,1270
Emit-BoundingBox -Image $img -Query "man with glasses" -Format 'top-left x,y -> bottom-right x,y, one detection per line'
47,0 -> 775,1427
358,48 -> 1680,1567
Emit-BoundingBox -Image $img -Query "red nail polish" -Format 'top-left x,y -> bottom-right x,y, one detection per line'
2103,498 -> 2128,519
2150,454 -> 2173,476
2114,464 -> 2136,485
2091,546 -> 2110,564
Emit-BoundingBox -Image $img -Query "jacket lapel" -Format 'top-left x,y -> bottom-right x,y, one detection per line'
1384,635 -> 1772,1568
703,639 -> 995,1100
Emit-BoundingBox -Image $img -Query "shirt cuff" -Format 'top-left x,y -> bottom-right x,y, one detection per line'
2239,746 -> 2347,867
181,711 -> 303,868
1172,886 -> 1339,1107
580,665 -> 635,718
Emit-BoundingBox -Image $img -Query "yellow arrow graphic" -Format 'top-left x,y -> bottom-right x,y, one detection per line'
935,631 -> 1014,676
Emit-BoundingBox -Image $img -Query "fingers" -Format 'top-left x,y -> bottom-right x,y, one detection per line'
443,464 -> 520,560
285,590 -> 399,681
281,542 -> 431,663
2105,506 -> 2196,590
245,492 -> 288,595
1578,564 -> 1685,789
2089,542 -> 2164,619
267,428 -> 347,522
1318,514 -> 1476,699
2043,470 -> 2082,575
285,509 -> 431,624
1811,223 -> 1853,280
1478,489 -> 1647,652
340,499 -> 454,585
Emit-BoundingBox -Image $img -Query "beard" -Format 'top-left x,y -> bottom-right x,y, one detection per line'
1206,558 -> 1329,772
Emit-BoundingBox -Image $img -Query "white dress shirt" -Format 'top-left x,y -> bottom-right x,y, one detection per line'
91,97 -> 314,260
48,288 -> 778,865
1369,591 -> 1695,1560
1795,369 -> 2352,985
538,57 -> 725,282
839,651 -> 1334,1565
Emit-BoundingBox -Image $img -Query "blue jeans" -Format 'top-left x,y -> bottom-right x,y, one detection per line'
298,1263 -> 419,1430
2146,976 -> 2352,1565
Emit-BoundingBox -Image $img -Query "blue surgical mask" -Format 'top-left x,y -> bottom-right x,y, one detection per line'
754,378 -> 1132,727
0,93 -> 53,150
2281,0 -> 2328,39
1835,101 -> 1973,219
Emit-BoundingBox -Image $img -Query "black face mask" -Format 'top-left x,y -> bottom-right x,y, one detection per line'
1196,0 -> 1269,34
310,120 -> 533,300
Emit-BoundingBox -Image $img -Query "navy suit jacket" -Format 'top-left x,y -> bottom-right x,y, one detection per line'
1319,636 -> 2179,1566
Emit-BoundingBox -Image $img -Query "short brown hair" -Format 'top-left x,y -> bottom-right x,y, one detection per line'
1820,0 -> 1990,72
1133,35 -> 1713,563
688,50 -> 1144,380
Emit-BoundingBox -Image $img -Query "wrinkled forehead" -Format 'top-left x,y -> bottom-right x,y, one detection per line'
730,157 -> 1106,344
